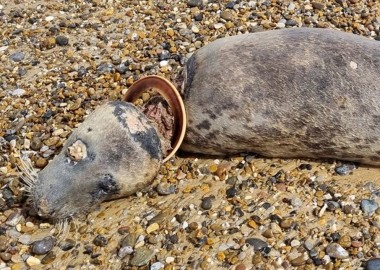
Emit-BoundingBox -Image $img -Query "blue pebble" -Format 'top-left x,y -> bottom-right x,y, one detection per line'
361,199 -> 378,215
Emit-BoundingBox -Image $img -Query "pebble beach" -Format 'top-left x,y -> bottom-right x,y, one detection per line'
1,0 -> 380,269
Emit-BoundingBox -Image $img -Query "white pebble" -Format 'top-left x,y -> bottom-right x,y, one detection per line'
45,16 -> 55,21
290,239 -> 301,247
214,23 -> 224,29
159,60 -> 168,67
25,222 -> 35,228
165,256 -> 175,263
191,25 -> 199,33
26,256 -> 41,266
182,221 -> 188,229
288,3 -> 296,11
10,88 -> 26,96
0,46 -> 8,52
131,33 -> 138,41
23,139 -> 30,149
276,22 -> 286,28
40,145 -> 49,152
150,262 -> 164,270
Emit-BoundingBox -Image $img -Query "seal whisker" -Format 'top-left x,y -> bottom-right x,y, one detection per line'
18,153 -> 38,192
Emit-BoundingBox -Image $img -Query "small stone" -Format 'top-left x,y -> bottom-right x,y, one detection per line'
326,201 -> 340,211
280,218 -> 294,229
41,251 -> 56,264
245,238 -> 268,251
338,234 -> 351,248
290,239 -> 301,247
335,163 -> 356,175
285,19 -> 298,27
45,16 -> 55,21
361,199 -> 378,215
147,223 -> 159,234
291,197 -> 303,208
311,2 -> 325,10
31,236 -> 55,255
214,23 -> 224,29
35,157 -> 48,169
0,252 -> 11,262
41,37 -> 56,49
166,256 -> 175,263
10,52 -> 25,62
58,239 -> 75,251
325,243 -> 349,259
216,251 -> 226,261
288,3 -> 296,11
226,187 -> 237,198
159,60 -> 169,67
187,0 -> 203,7
118,246 -> 133,257
130,247 -> 155,266
9,89 -> 26,98
166,28 -> 174,37
220,10 -> 233,21
56,36 -> 69,46
201,197 -> 213,210
120,233 -> 137,248
151,262 -> 165,270
194,13 -> 203,21
6,210 -> 22,226
290,255 -> 305,266
367,258 -> 380,270
299,163 -> 312,170
26,256 -> 41,266
93,235 -> 108,247
235,263 -> 246,270
0,236 -> 8,251
156,183 -> 176,195
191,25 -> 199,33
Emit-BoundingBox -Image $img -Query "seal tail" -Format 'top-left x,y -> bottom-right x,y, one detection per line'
124,75 -> 187,162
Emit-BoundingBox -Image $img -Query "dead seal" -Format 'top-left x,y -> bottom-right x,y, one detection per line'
26,28 -> 380,220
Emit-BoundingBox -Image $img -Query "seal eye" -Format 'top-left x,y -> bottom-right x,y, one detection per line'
98,174 -> 119,194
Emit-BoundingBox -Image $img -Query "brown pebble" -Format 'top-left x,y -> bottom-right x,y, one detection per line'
262,229 -> 273,238
280,218 -> 294,229
311,2 -> 325,10
220,10 -> 233,21
30,138 -> 43,150
0,252 -> 11,262
235,263 -> 246,270
41,251 -> 56,264
35,157 -> 48,169
338,234 -> 351,248
290,255 -> 305,266
351,241 -> 362,248
118,226 -> 130,235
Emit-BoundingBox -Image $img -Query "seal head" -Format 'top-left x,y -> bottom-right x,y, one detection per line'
30,101 -> 162,220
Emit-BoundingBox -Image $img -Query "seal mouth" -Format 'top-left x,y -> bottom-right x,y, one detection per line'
124,75 -> 187,162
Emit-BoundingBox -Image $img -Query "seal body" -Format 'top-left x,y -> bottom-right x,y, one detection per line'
31,101 -> 162,219
181,28 -> 380,165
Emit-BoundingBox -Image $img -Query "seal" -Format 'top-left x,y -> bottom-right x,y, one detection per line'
180,28 -> 380,164
27,28 -> 380,220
